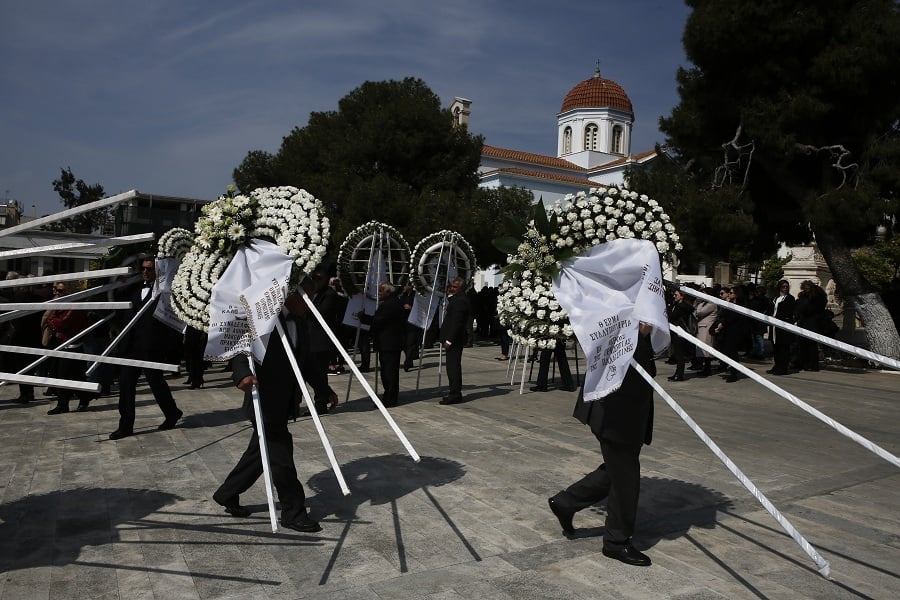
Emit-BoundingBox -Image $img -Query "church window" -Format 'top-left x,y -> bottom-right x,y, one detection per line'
563,127 -> 572,154
611,125 -> 623,154
584,124 -> 598,151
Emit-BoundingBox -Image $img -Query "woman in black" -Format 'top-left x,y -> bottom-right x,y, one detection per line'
666,289 -> 694,381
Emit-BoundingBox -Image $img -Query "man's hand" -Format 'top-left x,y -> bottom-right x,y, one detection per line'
236,375 -> 258,392
638,322 -> 652,336
327,392 -> 339,410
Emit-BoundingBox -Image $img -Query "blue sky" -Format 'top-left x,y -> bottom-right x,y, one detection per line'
1,0 -> 691,217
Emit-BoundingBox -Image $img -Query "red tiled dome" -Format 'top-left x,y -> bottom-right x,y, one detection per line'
561,71 -> 633,113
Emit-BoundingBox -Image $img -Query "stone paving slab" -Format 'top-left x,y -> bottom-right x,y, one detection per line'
0,342 -> 898,599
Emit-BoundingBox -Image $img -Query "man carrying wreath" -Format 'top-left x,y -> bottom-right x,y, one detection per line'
213,292 -> 336,532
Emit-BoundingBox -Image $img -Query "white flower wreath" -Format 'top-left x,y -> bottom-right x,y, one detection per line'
497,185 -> 680,348
171,186 -> 330,331
336,221 -> 410,297
156,227 -> 194,260
409,230 -> 476,296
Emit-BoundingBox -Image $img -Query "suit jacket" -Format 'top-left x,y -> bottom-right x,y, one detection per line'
439,292 -> 471,347
573,333 -> 656,446
306,286 -> 340,354
118,284 -> 181,362
231,320 -> 315,422
7,290 -> 43,347
360,294 -> 406,352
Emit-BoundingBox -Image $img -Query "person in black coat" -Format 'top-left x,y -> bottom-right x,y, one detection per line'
767,279 -> 796,375
108,257 -> 183,440
300,266 -> 340,414
793,280 -> 827,371
212,292 -> 330,532
359,282 -> 406,407
5,277 -> 45,403
713,285 -> 750,383
547,324 -> 657,567
438,277 -> 472,405
666,289 -> 694,381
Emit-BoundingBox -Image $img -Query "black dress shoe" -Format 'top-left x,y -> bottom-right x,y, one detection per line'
47,405 -> 69,415
108,429 -> 133,440
75,401 -> 90,412
547,497 -> 575,535
14,396 -> 33,404
529,385 -> 548,392
190,381 -> 204,389
158,409 -> 184,430
559,385 -> 577,392
213,493 -> 252,518
725,373 -> 739,383
439,396 -> 462,405
281,513 -> 322,533
602,543 -> 651,566
666,375 -> 684,382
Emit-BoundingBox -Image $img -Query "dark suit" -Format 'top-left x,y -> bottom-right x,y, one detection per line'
303,286 -> 340,411
360,293 -> 406,406
115,284 -> 181,433
770,293 -> 796,374
214,334 -> 308,522
6,288 -> 44,401
534,339 -> 574,389
794,289 -> 826,370
439,291 -> 471,401
553,333 -> 656,546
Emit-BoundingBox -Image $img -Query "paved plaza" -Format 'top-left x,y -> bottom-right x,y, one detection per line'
0,342 -> 898,599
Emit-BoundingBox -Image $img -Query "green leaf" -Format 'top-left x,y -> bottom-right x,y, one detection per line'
532,199 -> 551,237
492,236 -> 522,255
501,214 -> 528,238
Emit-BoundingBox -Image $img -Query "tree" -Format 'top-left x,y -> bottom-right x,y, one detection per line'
233,77 -> 491,263
626,150 -> 758,273
660,0 -> 900,358
464,186 -> 534,267
46,167 -> 110,233
232,150 -> 278,194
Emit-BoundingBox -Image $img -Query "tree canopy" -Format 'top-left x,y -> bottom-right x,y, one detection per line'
45,167 -> 110,233
657,0 -> 900,356
233,77 -> 524,267
661,0 -> 899,250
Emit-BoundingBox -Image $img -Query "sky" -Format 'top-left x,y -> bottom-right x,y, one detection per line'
0,0 -> 692,218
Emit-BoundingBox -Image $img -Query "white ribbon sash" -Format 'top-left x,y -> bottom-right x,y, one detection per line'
408,291 -> 442,330
553,239 -> 669,401
205,239 -> 293,362
153,257 -> 187,333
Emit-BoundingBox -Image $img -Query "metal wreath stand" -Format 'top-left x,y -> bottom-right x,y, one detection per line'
337,222 -> 410,402
411,231 -> 475,393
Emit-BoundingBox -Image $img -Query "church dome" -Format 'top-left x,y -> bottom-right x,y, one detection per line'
560,70 -> 633,114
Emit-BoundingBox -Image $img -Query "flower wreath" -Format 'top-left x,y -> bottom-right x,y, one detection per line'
409,230 -> 476,296
171,186 -> 330,331
156,227 -> 194,260
496,186 -> 681,348
336,221 -> 411,298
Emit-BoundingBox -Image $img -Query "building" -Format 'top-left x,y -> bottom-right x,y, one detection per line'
469,67 -> 658,208
0,192 -> 212,276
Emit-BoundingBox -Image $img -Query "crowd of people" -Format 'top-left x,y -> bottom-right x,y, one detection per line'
665,279 -> 838,383
0,262 -> 852,565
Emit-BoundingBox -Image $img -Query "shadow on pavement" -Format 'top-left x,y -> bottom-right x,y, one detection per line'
306,454 -> 468,584
0,487 -> 182,573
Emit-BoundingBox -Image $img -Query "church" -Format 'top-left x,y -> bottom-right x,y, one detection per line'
451,67 -> 658,207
